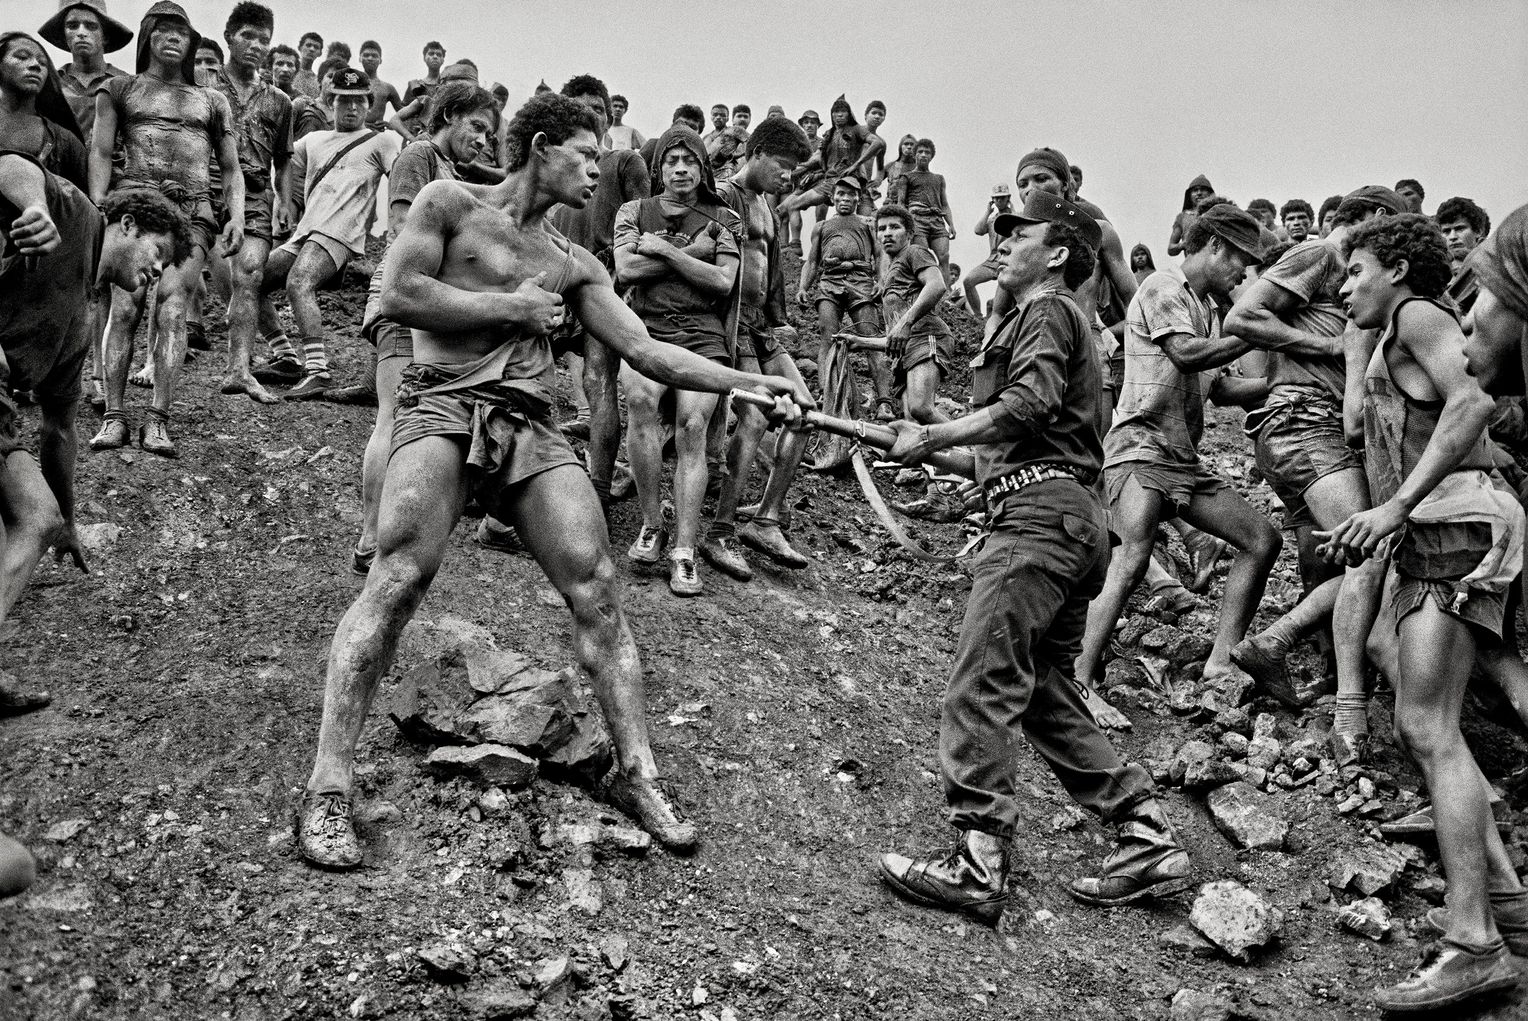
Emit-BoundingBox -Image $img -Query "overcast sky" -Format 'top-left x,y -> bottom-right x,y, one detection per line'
18,0 -> 1528,272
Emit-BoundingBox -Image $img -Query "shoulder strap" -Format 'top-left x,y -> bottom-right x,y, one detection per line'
308,130 -> 380,195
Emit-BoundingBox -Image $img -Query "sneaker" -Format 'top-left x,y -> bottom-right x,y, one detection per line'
737,519 -> 809,568
138,419 -> 178,459
350,544 -> 375,576
1373,939 -> 1519,1013
699,535 -> 753,581
294,790 -> 363,870
475,517 -> 522,554
89,416 -> 130,451
1182,528 -> 1228,593
669,551 -> 703,597
560,417 -> 591,441
284,372 -> 332,401
252,356 -> 303,384
186,321 -> 212,351
1381,800 -> 1515,841
1230,634 -> 1313,709
627,523 -> 667,566
1423,896 -> 1528,956
322,384 -> 377,407
597,770 -> 698,854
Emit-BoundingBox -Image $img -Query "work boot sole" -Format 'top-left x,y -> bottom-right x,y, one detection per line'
1067,873 -> 1195,907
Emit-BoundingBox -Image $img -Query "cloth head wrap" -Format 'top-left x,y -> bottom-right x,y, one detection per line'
650,123 -> 724,206
1016,147 -> 1072,192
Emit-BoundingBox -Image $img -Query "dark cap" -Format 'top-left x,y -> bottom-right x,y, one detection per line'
831,174 -> 864,193
328,67 -> 372,96
1196,203 -> 1273,263
798,109 -> 820,124
993,192 -> 1102,251
1346,185 -> 1405,215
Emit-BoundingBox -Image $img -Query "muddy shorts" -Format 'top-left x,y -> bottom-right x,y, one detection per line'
176,194 -> 219,254
1104,459 -> 1228,522
738,304 -> 784,365
911,210 -> 948,248
1390,520 -> 1509,639
891,331 -> 954,398
390,367 -> 583,507
815,275 -> 878,312
641,316 -> 730,365
360,267 -> 414,361
278,230 -> 353,273
242,189 -> 274,245
1249,387 -> 1362,529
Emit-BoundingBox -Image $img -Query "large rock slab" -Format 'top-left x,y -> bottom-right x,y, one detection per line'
1329,841 -> 1407,896
1190,880 -> 1283,961
1206,782 -> 1287,850
423,744 -> 537,789
540,710 -> 614,785
389,660 -> 475,744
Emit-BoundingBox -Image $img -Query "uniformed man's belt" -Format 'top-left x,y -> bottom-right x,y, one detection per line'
984,463 -> 1093,500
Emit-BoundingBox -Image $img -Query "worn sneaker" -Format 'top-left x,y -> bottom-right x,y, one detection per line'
89,415 -> 131,452
475,517 -> 523,554
252,356 -> 303,384
1230,634 -> 1313,709
597,770 -> 698,854
738,519 -> 809,568
284,372 -> 333,401
669,551 -> 703,597
1381,801 -> 1515,841
294,790 -> 363,870
1424,895 -> 1528,956
699,535 -> 753,581
627,523 -> 667,566
1373,939 -> 1520,1013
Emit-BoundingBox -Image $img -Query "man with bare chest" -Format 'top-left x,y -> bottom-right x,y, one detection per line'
295,93 -> 808,870
87,1 -> 242,458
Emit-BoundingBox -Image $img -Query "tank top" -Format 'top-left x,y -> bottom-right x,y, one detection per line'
1362,295 -> 1492,506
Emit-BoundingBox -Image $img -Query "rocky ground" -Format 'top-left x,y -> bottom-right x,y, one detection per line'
3,247 -> 1528,1020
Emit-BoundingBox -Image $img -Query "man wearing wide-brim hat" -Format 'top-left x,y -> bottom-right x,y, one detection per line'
38,1 -> 131,142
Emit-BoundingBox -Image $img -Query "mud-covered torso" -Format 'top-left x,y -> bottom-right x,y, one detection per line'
104,74 -> 229,195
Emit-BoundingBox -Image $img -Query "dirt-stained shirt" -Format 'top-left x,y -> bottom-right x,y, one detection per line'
1257,237 -> 1349,399
100,74 -> 232,196
822,123 -> 872,176
57,62 -> 127,142
208,69 -> 292,192
289,129 -> 401,255
898,170 -> 947,212
1105,268 -> 1213,469
881,244 -> 950,338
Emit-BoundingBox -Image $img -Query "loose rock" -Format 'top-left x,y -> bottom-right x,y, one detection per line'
1189,880 -> 1284,962
1338,896 -> 1393,941
416,942 -> 475,982
1206,782 -> 1288,850
1329,842 -> 1407,896
423,744 -> 538,790
1169,741 -> 1216,787
1170,988 -> 1234,1021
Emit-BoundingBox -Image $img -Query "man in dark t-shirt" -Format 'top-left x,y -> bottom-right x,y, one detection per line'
778,95 -> 883,220
875,203 -> 952,425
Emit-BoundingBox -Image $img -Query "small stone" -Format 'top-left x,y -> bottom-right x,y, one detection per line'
43,819 -> 90,843
692,984 -> 709,1006
1157,923 -> 1220,958
1206,782 -> 1288,850
478,788 -> 509,816
1219,733 -> 1249,758
596,825 -> 652,858
1285,737 -> 1323,764
534,957 -> 573,1004
1225,763 -> 1267,789
1213,707 -> 1252,734
1183,758 -> 1244,792
469,982 -> 538,1020
1251,713 -> 1280,741
1357,777 -> 1376,800
416,942 -> 474,982
1170,988 -> 1233,1021
563,868 -> 602,915
1336,793 -> 1365,814
1050,805 -> 1087,830
1103,658 -> 1145,690
599,935 -> 629,971
1329,842 -> 1407,896
539,711 -> 615,786
423,745 -> 537,790
1338,896 -> 1393,941
1290,756 -> 1315,776
1409,874 -> 1448,905
77,523 -> 123,552
1245,736 -> 1283,771
1189,880 -> 1284,961
1168,741 -> 1216,787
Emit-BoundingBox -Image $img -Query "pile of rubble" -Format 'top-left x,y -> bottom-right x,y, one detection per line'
387,617 -> 614,792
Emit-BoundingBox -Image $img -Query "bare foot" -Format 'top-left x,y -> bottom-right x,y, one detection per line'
1080,684 -> 1132,731
129,364 -> 154,388
219,372 -> 281,405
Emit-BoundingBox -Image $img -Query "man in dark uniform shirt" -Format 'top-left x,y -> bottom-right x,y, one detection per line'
876,193 -> 1192,923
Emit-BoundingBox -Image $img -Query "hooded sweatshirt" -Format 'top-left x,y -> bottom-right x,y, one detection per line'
1181,174 -> 1213,212
134,1 -> 200,83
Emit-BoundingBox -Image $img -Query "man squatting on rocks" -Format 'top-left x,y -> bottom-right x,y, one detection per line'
294,92 -> 808,867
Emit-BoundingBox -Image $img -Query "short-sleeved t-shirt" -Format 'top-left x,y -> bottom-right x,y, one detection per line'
58,62 -> 127,143
882,244 -> 950,338
385,140 -> 455,238
0,155 -> 100,405
899,170 -> 947,211
289,129 -> 402,254
1105,268 -> 1215,468
209,69 -> 293,192
822,123 -> 872,175
101,74 -> 232,195
1258,237 -> 1349,398
614,197 -> 739,327
605,124 -> 643,152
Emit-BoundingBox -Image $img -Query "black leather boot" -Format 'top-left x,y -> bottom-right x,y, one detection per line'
1069,799 -> 1192,906
879,829 -> 1010,924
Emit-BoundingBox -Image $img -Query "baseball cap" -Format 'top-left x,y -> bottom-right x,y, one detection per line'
328,67 -> 372,96
1196,204 -> 1273,263
1346,185 -> 1405,215
831,174 -> 864,193
993,192 -> 1102,251
991,183 -> 1012,198
798,109 -> 821,125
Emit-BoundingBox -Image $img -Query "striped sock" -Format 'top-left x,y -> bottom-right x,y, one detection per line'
300,336 -> 329,376
267,332 -> 298,362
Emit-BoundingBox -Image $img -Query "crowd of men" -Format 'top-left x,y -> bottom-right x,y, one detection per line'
4,1 -> 1528,1013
